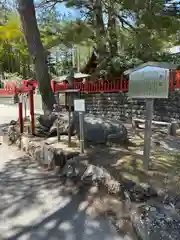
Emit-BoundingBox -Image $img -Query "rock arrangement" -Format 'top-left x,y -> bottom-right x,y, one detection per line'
36,113 -> 129,146
19,135 -> 79,170
7,120 -> 20,145
82,90 -> 180,122
61,160 -> 180,240
62,161 -> 157,202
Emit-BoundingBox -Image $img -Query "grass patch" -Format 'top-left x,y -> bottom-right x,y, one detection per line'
84,132 -> 180,196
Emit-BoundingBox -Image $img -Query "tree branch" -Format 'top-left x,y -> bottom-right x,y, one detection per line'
118,15 -> 135,30
36,0 -> 63,8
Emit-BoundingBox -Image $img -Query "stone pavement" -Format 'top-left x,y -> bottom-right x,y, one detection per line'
0,104 -> 132,240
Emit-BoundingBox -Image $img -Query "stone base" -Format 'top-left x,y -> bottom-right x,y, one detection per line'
18,135 -> 80,171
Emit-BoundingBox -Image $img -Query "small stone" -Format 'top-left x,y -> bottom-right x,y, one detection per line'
81,165 -> 107,184
21,136 -> 30,152
61,158 -> 79,178
7,123 -> 19,145
34,146 -> 42,163
43,145 -> 55,165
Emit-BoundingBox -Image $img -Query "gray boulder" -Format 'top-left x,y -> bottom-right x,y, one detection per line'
49,117 -> 70,137
71,113 -> 128,145
47,113 -> 128,145
37,114 -> 57,130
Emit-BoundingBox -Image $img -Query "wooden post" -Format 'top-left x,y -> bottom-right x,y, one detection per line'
143,99 -> 153,171
55,93 -> 59,105
79,112 -> 85,153
68,93 -> 72,146
51,79 -> 56,93
29,89 -> 35,135
23,94 -> 27,121
18,94 -> 23,134
57,115 -> 61,142
74,99 -> 86,153
169,121 -> 177,136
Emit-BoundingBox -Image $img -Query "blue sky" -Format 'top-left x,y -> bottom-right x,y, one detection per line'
57,3 -> 75,15
33,0 -> 80,18
56,3 -> 80,19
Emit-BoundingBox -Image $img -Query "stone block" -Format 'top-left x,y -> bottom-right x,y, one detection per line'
21,136 -> 31,152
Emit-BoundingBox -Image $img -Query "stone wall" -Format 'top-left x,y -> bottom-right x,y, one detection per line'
81,90 -> 180,122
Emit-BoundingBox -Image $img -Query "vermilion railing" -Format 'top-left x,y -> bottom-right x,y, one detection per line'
0,86 -> 34,95
53,70 -> 180,93
1,70 -> 180,95
54,79 -> 129,93
0,88 -> 15,95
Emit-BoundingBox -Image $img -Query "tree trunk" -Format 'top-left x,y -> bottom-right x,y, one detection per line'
107,2 -> 118,57
17,0 -> 55,114
93,0 -> 107,65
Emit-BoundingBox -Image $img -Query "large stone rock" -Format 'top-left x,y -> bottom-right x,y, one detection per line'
47,113 -> 128,145
37,114 -> 57,130
49,118 -> 69,137
71,114 -> 128,145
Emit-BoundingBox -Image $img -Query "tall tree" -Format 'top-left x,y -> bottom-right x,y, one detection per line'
17,0 -> 55,114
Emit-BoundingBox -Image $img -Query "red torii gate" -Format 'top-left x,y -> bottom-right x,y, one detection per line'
4,85 -> 35,135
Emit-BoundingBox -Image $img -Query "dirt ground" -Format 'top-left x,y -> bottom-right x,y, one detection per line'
3,116 -> 180,239
79,125 -> 180,194
25,121 -> 180,237
71,125 -> 180,238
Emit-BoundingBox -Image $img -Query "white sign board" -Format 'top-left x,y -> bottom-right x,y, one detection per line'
128,67 -> 169,99
74,99 -> 85,112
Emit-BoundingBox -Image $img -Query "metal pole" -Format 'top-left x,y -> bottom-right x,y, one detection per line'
79,112 -> 85,153
143,98 -> 154,171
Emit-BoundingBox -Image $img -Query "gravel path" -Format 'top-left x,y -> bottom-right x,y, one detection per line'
0,104 -> 129,240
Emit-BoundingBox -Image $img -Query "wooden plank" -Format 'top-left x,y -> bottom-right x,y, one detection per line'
133,118 -> 170,126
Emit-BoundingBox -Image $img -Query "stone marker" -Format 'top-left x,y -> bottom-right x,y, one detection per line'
168,121 -> 177,136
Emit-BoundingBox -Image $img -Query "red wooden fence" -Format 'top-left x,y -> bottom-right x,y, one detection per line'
1,70 -> 180,96
0,86 -> 34,95
54,79 -> 129,93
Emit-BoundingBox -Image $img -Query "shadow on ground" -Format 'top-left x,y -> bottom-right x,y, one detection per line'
78,133 -> 180,195
0,151 -> 126,240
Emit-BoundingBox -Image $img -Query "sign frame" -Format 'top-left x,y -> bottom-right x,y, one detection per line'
128,67 -> 169,99
74,99 -> 85,112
